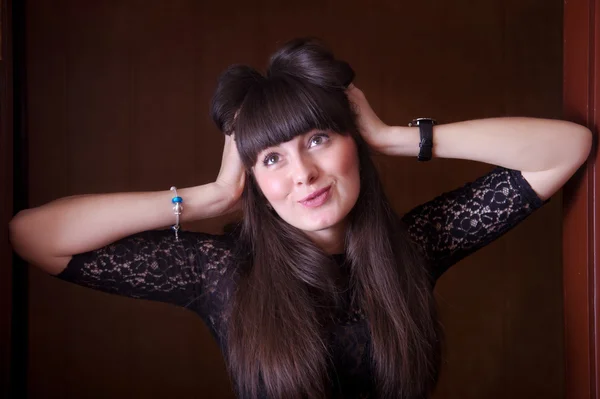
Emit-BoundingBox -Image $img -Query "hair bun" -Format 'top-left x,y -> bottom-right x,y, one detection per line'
267,37 -> 354,89
211,65 -> 264,135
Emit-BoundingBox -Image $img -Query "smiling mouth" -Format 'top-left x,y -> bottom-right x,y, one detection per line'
298,186 -> 332,208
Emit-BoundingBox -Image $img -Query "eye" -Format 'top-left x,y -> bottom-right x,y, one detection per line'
262,152 -> 280,166
308,133 -> 330,148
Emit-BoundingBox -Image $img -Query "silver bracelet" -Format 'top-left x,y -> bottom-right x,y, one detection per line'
170,186 -> 183,240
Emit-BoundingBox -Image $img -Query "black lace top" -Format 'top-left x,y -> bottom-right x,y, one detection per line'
57,167 -> 546,398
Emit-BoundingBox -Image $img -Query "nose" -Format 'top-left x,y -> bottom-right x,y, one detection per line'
292,155 -> 318,186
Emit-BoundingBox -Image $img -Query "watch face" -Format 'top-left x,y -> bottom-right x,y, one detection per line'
409,118 -> 437,127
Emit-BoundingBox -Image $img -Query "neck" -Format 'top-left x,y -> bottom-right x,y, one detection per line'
304,220 -> 346,255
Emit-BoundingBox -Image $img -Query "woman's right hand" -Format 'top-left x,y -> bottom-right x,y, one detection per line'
214,134 -> 246,213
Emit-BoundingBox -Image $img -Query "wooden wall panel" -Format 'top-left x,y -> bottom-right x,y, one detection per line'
24,0 -> 564,397
562,0 -> 600,398
0,0 -> 12,397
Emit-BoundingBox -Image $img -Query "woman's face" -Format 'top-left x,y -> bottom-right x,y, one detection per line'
252,130 -> 361,250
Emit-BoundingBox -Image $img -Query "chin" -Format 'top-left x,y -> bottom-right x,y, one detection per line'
301,214 -> 345,232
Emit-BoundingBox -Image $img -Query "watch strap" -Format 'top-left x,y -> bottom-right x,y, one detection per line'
409,118 -> 436,162
417,122 -> 434,162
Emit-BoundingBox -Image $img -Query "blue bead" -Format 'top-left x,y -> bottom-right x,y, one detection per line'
172,196 -> 183,204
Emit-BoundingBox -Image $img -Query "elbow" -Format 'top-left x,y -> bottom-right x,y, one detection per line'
9,209 -> 68,275
9,210 -> 31,261
9,211 -> 24,250
562,122 -> 594,168
576,125 -> 593,167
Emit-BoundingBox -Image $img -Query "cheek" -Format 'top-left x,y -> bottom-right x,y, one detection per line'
338,154 -> 360,179
342,163 -> 361,201
335,142 -> 361,190
255,173 -> 290,202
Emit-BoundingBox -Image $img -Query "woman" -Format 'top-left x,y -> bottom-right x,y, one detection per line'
9,38 -> 592,398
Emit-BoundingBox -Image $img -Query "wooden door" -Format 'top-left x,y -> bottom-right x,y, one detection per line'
563,0 -> 600,398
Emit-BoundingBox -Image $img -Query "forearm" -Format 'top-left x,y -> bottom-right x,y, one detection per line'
9,182 -> 232,273
381,117 -> 592,172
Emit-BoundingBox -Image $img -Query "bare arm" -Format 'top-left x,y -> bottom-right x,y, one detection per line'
379,118 -> 592,201
9,135 -> 244,275
347,85 -> 593,201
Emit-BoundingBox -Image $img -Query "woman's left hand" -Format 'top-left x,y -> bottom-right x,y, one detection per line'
346,84 -> 390,152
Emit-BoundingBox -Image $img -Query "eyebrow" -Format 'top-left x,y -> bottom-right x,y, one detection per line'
256,130 -> 327,158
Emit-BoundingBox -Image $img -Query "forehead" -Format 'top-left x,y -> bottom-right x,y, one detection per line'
257,129 -> 323,150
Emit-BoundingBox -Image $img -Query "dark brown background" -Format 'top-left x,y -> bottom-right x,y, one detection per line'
0,0 -> 13,395
18,0 -> 563,397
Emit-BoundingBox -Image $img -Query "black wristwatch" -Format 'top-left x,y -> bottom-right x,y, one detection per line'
409,118 -> 437,162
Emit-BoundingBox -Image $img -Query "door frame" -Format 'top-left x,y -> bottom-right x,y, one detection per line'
563,0 -> 600,397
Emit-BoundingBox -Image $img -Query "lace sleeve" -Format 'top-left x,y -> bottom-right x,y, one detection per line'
56,229 -> 237,333
400,167 -> 546,280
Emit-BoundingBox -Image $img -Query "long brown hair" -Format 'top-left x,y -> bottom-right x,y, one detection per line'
211,38 -> 440,399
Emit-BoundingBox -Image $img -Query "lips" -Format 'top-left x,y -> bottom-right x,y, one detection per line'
298,186 -> 332,208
